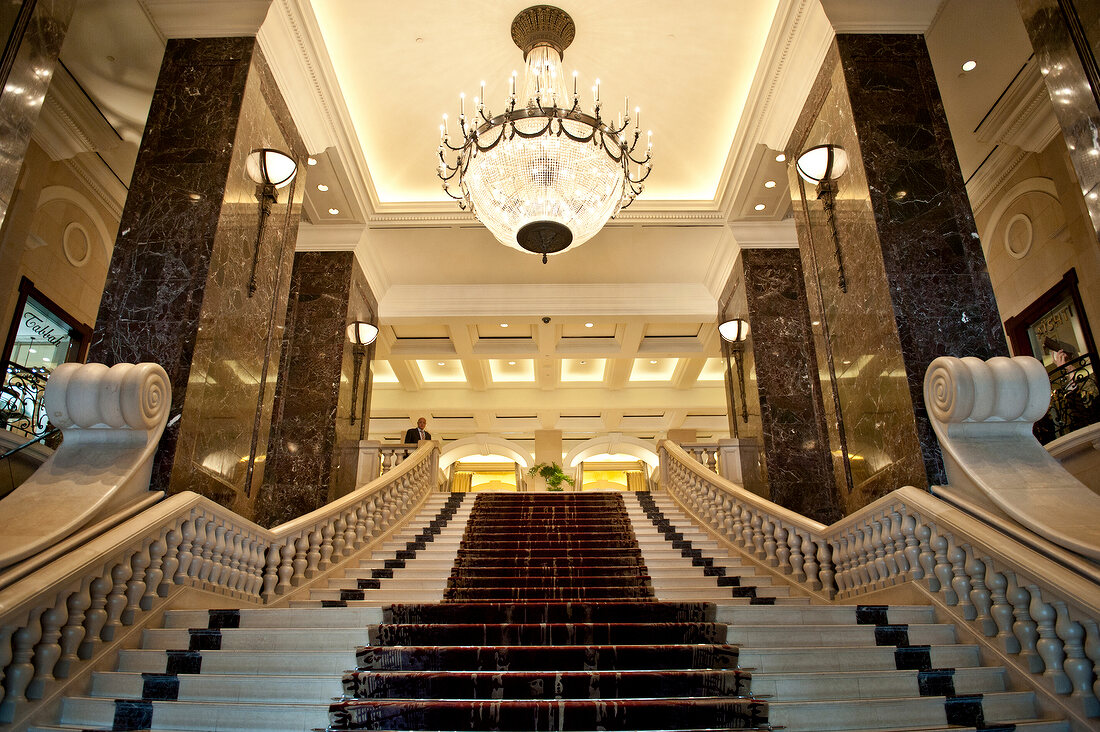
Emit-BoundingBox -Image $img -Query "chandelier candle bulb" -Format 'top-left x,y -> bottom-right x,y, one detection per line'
573,70 -> 578,96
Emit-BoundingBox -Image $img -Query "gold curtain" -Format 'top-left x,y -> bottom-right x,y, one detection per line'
451,472 -> 473,492
626,470 -> 647,492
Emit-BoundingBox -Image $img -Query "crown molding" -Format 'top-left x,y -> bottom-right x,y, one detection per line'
258,0 -> 378,220
975,59 -> 1060,154
819,0 -> 942,33
716,0 -> 833,218
380,283 -> 717,322
32,66 -> 121,162
61,155 -> 127,222
728,220 -> 799,248
702,227 -> 740,300
362,201 -> 727,229
966,144 -> 1032,217
140,0 -> 272,38
294,222 -> 391,298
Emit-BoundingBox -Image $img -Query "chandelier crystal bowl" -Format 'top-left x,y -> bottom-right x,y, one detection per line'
437,5 -> 651,262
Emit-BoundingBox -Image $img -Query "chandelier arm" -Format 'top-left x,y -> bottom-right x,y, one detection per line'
441,137 -> 466,152
600,135 -> 626,162
510,117 -> 555,139
474,125 -> 508,153
441,184 -> 466,201
628,165 -> 653,185
625,150 -> 652,166
556,121 -> 597,143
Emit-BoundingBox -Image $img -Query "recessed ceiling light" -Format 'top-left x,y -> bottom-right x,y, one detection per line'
317,184 -> 329,191
437,361 -> 445,366
307,157 -> 317,166
650,360 -> 657,365
775,153 -> 786,162
754,203 -> 766,211
579,360 -> 586,364
188,193 -> 202,201
842,360 -> 852,365
28,348 -> 36,353
500,322 -> 508,327
764,180 -> 776,188
961,60 -> 977,72
328,208 -> 340,215
584,322 -> 594,328
508,361 -> 516,366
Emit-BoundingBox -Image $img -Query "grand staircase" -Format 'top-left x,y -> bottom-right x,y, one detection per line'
31,490 -> 1070,731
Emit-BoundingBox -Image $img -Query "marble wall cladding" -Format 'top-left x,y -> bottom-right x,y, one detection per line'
89,38 -> 307,518
255,251 -> 375,528
1017,0 -> 1100,242
0,0 -> 75,232
787,37 -> 1007,510
737,249 -> 841,524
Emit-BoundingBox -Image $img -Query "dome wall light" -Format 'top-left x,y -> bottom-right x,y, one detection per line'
796,144 -> 850,293
437,5 -> 652,263
346,320 -> 379,426
718,318 -> 749,430
244,148 -> 298,298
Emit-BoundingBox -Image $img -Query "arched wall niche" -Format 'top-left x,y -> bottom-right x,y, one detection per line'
439,434 -> 533,470
564,434 -> 659,469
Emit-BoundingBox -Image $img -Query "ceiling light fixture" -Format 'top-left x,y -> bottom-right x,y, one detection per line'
317,184 -> 329,191
584,322 -> 593,328
754,203 -> 766,211
328,208 -> 340,215
437,5 -> 652,263
961,60 -> 977,71
307,157 -> 317,166
764,180 -> 776,188
775,153 -> 786,162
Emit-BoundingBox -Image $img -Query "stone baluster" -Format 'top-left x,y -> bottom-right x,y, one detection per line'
28,593 -> 68,697
159,528 -> 181,596
56,582 -> 91,677
854,525 -> 876,589
916,524 -> 937,589
320,524 -> 335,569
774,526 -> 791,573
870,517 -> 889,584
261,545 -> 281,601
306,530 -> 322,578
0,624 -> 14,705
902,514 -> 923,581
1030,585 -> 1071,694
101,557 -> 133,641
353,505 -> 369,548
208,524 -> 227,587
948,544 -> 975,619
986,564 -> 1018,653
246,538 -> 265,595
291,535 -> 309,584
750,513 -> 765,560
1054,601 -> 1099,716
888,508 -> 908,577
122,543 -> 151,625
196,518 -> 217,583
1082,619 -> 1100,709
966,554 -> 994,636
931,533 -> 955,603
762,520 -> 778,567
729,506 -> 747,548
143,536 -> 167,610
1005,572 -> 1042,673
831,534 -> 850,595
738,507 -> 753,549
4,607 -> 45,705
79,570 -> 112,658
173,517 -> 198,584
816,539 -> 835,597
342,511 -> 357,556
800,532 -> 818,589
275,541 -> 295,595
331,516 -> 347,557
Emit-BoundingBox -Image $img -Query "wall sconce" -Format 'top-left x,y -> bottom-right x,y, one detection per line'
797,144 -> 849,293
346,321 -> 378,426
719,318 -> 750,435
244,149 -> 298,297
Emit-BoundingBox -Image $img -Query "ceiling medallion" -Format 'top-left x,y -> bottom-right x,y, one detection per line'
437,5 -> 652,263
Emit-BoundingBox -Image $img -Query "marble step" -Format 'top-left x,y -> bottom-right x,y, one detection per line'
116,648 -> 356,675
162,607 -> 384,629
823,723 -> 1068,732
57,697 -> 328,732
748,666 -> 1006,701
727,623 -> 955,647
306,588 -> 445,603
768,690 -> 1040,731
140,627 -> 371,651
739,644 -> 982,673
89,671 -> 343,703
715,605 -> 936,625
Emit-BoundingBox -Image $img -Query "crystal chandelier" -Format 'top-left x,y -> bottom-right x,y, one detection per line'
437,5 -> 652,263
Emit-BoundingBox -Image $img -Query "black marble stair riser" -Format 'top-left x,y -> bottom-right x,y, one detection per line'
373,621 -> 728,645
385,602 -> 716,624
636,493 -> 777,605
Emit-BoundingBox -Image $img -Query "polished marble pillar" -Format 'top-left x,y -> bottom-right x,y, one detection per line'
1016,0 -> 1100,241
256,251 -> 376,527
729,248 -> 839,523
787,36 -> 1008,509
0,0 -> 75,233
88,38 -> 306,516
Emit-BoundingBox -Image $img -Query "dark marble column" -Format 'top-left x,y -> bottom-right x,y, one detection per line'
0,0 -> 76,233
727,248 -> 840,524
256,251 -> 376,528
1016,0 -> 1100,242
787,37 -> 1008,509
88,38 -> 307,517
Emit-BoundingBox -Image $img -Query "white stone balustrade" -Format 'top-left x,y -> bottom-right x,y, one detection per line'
661,420 -> 1100,723
0,440 -> 440,722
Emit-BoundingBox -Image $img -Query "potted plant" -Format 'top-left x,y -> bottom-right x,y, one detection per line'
527,462 -> 576,491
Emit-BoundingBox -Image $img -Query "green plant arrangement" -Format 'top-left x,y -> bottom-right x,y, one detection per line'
527,462 -> 576,492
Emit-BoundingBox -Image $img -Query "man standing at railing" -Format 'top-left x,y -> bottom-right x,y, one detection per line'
404,417 -> 431,444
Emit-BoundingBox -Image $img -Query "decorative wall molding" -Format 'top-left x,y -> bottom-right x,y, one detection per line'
967,145 -> 1032,217
37,184 -> 117,258
819,0 -> 942,33
380,283 -> 718,322
975,59 -> 1061,154
979,176 -> 1061,255
59,155 -> 127,223
729,220 -> 799,248
140,0 -> 272,38
32,65 -> 121,162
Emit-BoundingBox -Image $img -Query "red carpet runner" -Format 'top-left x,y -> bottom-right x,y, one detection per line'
328,492 -> 768,730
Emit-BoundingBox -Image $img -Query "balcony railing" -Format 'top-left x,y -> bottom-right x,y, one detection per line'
0,363 -> 50,439
1037,352 -> 1099,444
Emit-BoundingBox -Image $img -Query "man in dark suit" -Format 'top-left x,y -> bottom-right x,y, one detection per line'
404,417 -> 430,444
